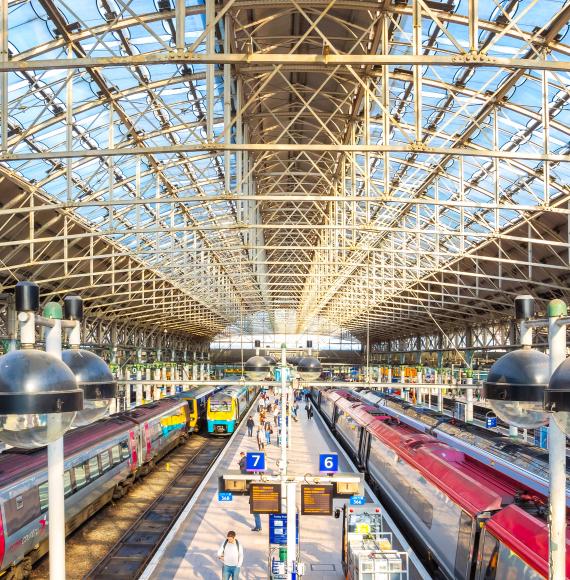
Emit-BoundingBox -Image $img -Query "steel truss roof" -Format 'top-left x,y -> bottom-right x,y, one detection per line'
0,0 -> 569,342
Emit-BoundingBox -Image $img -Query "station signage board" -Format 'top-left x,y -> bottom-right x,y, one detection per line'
250,483 -> 282,514
349,495 -> 366,506
269,514 -> 299,545
218,492 -> 233,502
300,484 -> 333,516
319,453 -> 338,473
246,452 -> 266,472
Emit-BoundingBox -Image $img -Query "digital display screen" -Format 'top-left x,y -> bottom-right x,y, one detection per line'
301,484 -> 333,516
250,483 -> 282,514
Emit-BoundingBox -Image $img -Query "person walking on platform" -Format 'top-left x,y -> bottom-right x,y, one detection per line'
217,530 -> 243,580
305,403 -> 312,420
256,426 -> 265,451
274,410 -> 279,427
264,421 -> 273,445
309,405 -> 314,420
246,416 -> 254,437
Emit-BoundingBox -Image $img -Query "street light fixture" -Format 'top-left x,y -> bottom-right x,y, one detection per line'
61,295 -> 117,427
482,348 -> 550,429
0,282 -> 85,580
244,355 -> 270,381
297,356 -> 322,381
545,360 -> 570,434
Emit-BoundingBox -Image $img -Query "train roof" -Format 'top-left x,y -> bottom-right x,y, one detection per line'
175,385 -> 222,400
116,397 -> 184,424
486,505 -> 570,578
328,389 -> 530,517
0,415 -> 133,488
213,385 -> 249,397
335,398 -> 390,428
0,398 -> 185,488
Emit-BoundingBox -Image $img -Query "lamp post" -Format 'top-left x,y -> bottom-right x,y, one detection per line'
0,283 -> 84,580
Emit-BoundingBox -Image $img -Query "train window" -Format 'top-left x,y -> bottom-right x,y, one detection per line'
39,483 -> 48,512
64,471 -> 72,497
476,531 -> 499,580
74,464 -> 87,491
100,450 -> 111,472
87,456 -> 100,481
4,488 -> 41,535
495,542 -> 542,580
120,440 -> 130,460
111,445 -> 121,465
454,511 -> 474,578
38,472 -> 72,514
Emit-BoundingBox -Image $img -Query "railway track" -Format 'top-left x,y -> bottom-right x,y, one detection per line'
86,434 -> 227,579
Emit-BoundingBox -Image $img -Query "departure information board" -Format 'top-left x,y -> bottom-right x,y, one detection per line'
301,484 -> 333,515
249,483 -> 282,514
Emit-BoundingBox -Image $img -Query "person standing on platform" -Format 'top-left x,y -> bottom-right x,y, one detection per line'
246,416 -> 254,437
238,452 -> 247,473
309,405 -> 314,420
264,421 -> 273,445
217,530 -> 243,580
292,402 -> 299,422
256,426 -> 265,451
274,409 -> 279,427
305,403 -> 312,420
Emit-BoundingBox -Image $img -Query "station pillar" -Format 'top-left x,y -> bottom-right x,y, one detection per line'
124,366 -> 131,410
465,371 -> 474,423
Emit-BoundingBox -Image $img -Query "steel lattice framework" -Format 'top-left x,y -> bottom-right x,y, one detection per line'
0,0 -> 569,344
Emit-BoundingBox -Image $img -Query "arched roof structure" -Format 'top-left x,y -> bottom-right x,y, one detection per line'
0,0 -> 569,343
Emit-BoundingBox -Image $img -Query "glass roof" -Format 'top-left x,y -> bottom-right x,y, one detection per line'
0,0 -> 569,340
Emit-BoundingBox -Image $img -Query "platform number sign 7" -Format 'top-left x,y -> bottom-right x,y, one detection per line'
246,452 -> 266,472
319,453 -> 338,473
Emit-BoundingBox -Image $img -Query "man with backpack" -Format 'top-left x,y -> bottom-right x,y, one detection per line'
217,530 -> 243,579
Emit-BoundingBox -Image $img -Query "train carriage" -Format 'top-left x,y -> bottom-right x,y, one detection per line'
207,385 -> 256,435
317,388 -> 570,579
0,398 -> 189,578
175,385 -> 224,433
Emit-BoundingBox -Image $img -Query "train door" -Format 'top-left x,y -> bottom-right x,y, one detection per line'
128,429 -> 139,471
143,423 -> 151,460
358,428 -> 371,470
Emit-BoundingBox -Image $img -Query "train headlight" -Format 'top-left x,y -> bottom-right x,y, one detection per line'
297,357 -> 322,381
62,349 -> 117,427
0,349 -> 83,447
545,358 -> 570,435
483,348 -> 549,429
244,355 -> 270,381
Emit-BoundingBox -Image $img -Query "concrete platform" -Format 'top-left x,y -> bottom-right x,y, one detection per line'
143,394 -> 427,580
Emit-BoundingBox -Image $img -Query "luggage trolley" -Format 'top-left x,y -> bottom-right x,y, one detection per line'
342,504 -> 408,580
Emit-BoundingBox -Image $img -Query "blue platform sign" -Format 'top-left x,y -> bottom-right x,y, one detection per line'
269,514 -> 299,545
218,492 -> 233,502
319,453 -> 338,473
350,495 -> 366,506
486,416 -> 497,428
246,452 -> 266,472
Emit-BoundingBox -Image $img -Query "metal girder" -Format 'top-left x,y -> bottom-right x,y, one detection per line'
0,0 -> 569,347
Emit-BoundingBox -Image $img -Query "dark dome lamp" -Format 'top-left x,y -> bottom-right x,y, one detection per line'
297,356 -> 322,382
62,295 -> 117,427
244,355 -> 270,381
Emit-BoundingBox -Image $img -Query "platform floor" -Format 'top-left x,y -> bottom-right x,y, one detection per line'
147,398 -> 356,580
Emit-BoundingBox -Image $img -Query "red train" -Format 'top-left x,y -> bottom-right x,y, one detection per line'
311,388 -> 570,579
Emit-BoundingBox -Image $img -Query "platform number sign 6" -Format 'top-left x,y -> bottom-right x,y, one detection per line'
319,453 -> 338,473
246,452 -> 266,472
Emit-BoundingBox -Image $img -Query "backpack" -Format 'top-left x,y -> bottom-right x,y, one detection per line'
222,539 -> 240,554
